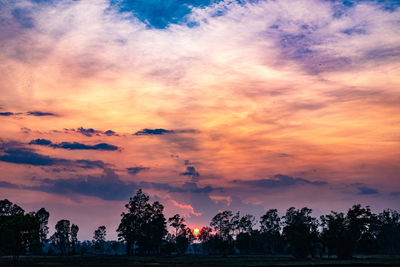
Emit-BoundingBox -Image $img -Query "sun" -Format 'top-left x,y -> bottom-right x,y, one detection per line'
193,228 -> 200,236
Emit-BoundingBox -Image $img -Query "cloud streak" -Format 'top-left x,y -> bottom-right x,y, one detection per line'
29,139 -> 119,151
233,174 -> 327,189
0,141 -> 109,169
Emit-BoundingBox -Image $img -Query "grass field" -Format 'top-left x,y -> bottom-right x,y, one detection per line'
1,255 -> 400,267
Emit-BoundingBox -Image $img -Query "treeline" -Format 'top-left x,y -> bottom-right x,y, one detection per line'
1,189 -> 400,264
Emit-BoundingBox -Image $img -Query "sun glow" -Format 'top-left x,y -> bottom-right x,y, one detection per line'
193,228 -> 200,236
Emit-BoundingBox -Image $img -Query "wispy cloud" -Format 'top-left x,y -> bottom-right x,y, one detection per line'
233,174 -> 327,189
126,166 -> 150,175
26,111 -> 56,116
357,186 -> 379,195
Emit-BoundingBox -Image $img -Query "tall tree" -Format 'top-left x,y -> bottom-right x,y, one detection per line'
282,207 -> 317,259
210,210 -> 235,254
93,225 -> 106,253
36,208 -> 50,245
260,209 -> 281,234
210,210 -> 234,240
51,220 -> 71,255
168,214 -> 189,254
0,200 -> 39,266
141,201 -> 167,254
320,211 -> 348,258
260,209 -> 282,254
374,209 -> 400,254
117,189 -> 149,254
320,205 -> 372,259
70,224 -> 79,254
168,214 -> 186,237
117,189 -> 167,255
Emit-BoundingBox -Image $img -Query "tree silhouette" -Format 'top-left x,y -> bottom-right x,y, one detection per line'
140,200 -> 167,254
70,224 -> 79,254
93,225 -> 106,253
238,214 -> 256,234
210,210 -> 235,254
51,220 -> 71,255
117,189 -> 167,255
168,214 -> 186,237
345,204 -> 372,258
210,210 -> 234,240
282,207 -> 317,259
36,208 -> 50,245
198,226 -> 213,254
260,209 -> 282,254
374,209 -> 400,254
0,199 -> 24,216
168,214 -> 191,254
320,211 -> 348,258
0,199 -> 40,266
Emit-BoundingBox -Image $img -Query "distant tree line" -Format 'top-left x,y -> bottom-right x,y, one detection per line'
1,189 -> 399,265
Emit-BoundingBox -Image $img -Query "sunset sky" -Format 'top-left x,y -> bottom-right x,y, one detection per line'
0,0 -> 399,240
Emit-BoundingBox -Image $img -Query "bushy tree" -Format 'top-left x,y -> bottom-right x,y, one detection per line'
374,209 -> 400,254
168,214 -> 192,255
51,220 -> 71,255
0,199 -> 40,266
210,210 -> 235,254
282,207 -> 318,259
0,199 -> 24,216
117,189 -> 167,255
260,209 -> 283,254
210,210 -> 234,240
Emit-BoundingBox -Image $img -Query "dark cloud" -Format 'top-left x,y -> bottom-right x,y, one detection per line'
126,166 -> 150,175
74,127 -> 118,137
54,142 -> 118,151
233,174 -> 327,189
0,141 -> 108,169
29,139 -> 119,151
26,111 -> 56,116
357,186 -> 379,195
134,128 -> 173,135
29,139 -> 52,146
0,147 -> 68,166
0,171 -> 218,201
0,181 -> 20,189
180,166 -> 200,178
0,169 -> 138,201
390,192 -> 400,196
104,130 -> 118,136
0,112 -> 16,116
76,127 -> 99,136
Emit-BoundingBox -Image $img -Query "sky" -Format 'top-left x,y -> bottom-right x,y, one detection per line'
0,0 -> 399,240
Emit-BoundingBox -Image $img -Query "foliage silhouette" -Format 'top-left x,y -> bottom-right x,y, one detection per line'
0,195 -> 399,260
117,189 -> 167,255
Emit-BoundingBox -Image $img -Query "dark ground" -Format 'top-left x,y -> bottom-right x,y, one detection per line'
1,255 -> 400,267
